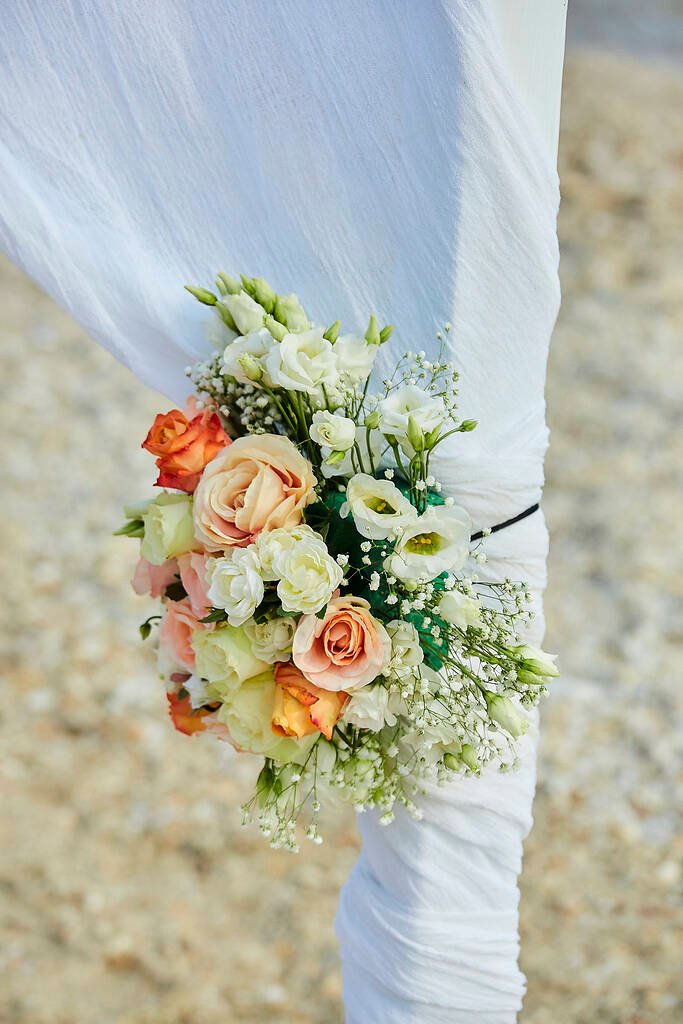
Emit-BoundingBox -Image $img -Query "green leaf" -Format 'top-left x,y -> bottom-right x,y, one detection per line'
200,608 -> 228,624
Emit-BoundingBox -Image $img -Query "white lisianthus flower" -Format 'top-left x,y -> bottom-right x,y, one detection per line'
244,616 -> 297,664
385,505 -> 472,582
513,644 -> 560,679
141,493 -> 197,565
378,384 -> 447,454
221,327 -> 275,385
485,692 -> 528,738
334,333 -> 377,385
438,589 -> 482,630
266,327 -> 338,396
386,619 -> 424,678
309,410 -> 356,452
320,427 -> 384,479
219,670 -> 316,763
275,536 -> 344,614
255,524 -> 324,582
191,623 -> 269,694
206,548 -> 265,627
342,473 -> 417,540
344,683 -> 397,731
222,290 -> 266,335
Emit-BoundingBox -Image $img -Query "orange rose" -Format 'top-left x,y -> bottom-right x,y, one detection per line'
166,691 -> 229,739
292,595 -> 391,691
193,433 -> 317,551
272,661 -> 348,741
142,398 -> 230,493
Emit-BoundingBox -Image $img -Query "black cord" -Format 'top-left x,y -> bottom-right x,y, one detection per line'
470,502 -> 540,542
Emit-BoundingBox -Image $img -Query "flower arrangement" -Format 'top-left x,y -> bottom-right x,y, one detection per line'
118,273 -> 558,850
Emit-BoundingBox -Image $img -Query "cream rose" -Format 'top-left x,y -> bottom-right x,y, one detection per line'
218,669 -> 316,763
244,616 -> 297,663
274,535 -> 344,614
309,410 -> 356,452
292,595 -> 391,692
344,683 -> 397,731
266,327 -> 338,395
206,548 -> 265,627
191,623 -> 269,695
385,505 -> 472,582
343,473 -> 417,540
254,524 -> 322,581
193,434 -> 317,551
141,493 -> 198,565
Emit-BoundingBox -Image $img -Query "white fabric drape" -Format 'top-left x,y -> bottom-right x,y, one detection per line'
0,2 -> 560,1020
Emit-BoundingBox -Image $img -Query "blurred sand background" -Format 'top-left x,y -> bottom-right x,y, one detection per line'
2,13 -> 683,1024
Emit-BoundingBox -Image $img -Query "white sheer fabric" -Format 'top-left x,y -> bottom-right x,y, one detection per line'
0,2 -> 561,1020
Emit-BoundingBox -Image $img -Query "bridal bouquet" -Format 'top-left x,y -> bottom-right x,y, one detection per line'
118,273 -> 558,849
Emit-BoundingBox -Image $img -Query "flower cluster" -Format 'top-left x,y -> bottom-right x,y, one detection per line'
118,273 -> 558,850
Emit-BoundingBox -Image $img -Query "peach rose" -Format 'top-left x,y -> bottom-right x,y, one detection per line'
166,691 -> 229,739
158,599 -> 205,674
131,556 -> 178,598
193,433 -> 317,551
177,552 -> 211,618
142,398 -> 230,493
292,595 -> 391,692
272,662 -> 348,741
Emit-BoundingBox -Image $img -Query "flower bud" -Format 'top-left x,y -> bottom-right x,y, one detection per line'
484,692 -> 528,739
406,414 -> 425,453
443,752 -> 460,771
364,410 -> 381,429
379,324 -> 394,344
215,301 -> 238,332
459,419 -> 478,432
238,354 -> 264,383
274,292 -> 310,332
513,644 -> 560,678
365,314 -> 381,346
323,320 -> 341,343
264,314 -> 287,342
250,276 -> 277,314
217,273 -> 241,295
184,284 -> 217,306
459,743 -> 480,771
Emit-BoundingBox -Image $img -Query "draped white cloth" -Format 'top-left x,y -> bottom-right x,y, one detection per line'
0,2 -> 561,1020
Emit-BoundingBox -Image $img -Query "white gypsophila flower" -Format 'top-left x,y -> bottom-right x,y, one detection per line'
266,327 -> 338,395
344,684 -> 397,731
385,505 -> 472,582
320,426 -> 384,479
386,619 -> 424,678
334,333 -> 377,385
274,535 -> 344,614
221,327 -> 275,385
378,384 -> 447,453
207,547 -> 265,627
438,589 -> 482,630
342,473 -> 417,540
244,616 -> 297,664
255,524 -> 324,582
222,290 -> 267,335
309,410 -> 356,452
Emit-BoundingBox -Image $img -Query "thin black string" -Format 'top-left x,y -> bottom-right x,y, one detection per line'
470,502 -> 540,542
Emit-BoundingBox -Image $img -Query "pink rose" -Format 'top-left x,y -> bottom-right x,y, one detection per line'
193,433 -> 317,551
131,557 -> 178,598
158,599 -> 205,674
177,552 -> 211,618
292,595 -> 391,692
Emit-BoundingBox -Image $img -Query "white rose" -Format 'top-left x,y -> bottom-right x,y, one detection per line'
221,327 -> 275,385
207,548 -> 265,627
244,616 -> 297,663
438,589 -> 482,630
191,623 -> 269,694
320,426 -> 384,478
344,683 -> 397,731
378,384 -> 447,453
342,473 -> 417,540
385,505 -> 472,582
266,327 -> 338,395
309,410 -> 356,452
222,290 -> 266,335
386,619 -> 424,679
334,333 -> 377,385
218,670 -> 316,763
141,493 -> 197,565
255,524 -> 323,582
275,537 -> 344,614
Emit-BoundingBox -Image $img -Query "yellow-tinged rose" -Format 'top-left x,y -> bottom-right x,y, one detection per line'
141,493 -> 198,565
191,623 -> 268,694
218,669 -> 316,764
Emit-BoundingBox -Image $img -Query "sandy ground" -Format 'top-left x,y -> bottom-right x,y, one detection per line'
1,53 -> 682,1024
